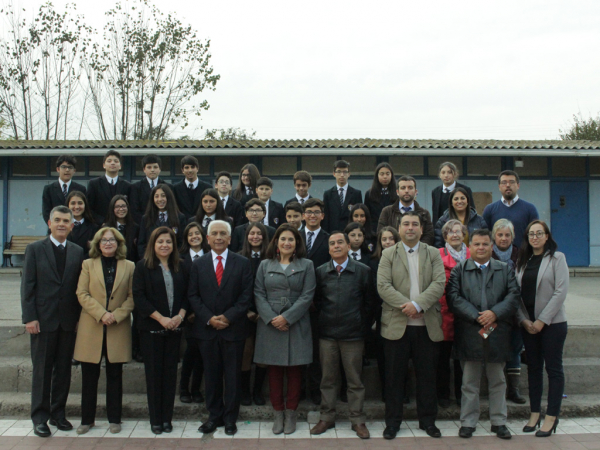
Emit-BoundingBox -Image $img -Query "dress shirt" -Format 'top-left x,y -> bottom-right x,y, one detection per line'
296,194 -> 310,203
146,176 -> 158,188
263,199 -> 270,225
332,257 -> 349,272
211,249 -> 228,272
337,184 -> 348,195
190,249 -> 204,259
158,211 -> 169,222
501,195 -> 520,207
252,251 -> 261,258
220,195 -> 229,208
73,218 -> 85,226
105,175 -> 119,184
402,242 -> 422,314
187,178 -> 199,189
473,260 -> 491,269
49,234 -> 68,247
349,248 -> 362,260
305,227 -> 321,243
59,178 -> 72,191
442,182 -> 456,193
203,214 -> 216,228
399,202 -> 415,212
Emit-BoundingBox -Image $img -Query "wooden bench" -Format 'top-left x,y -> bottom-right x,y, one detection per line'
3,236 -> 46,267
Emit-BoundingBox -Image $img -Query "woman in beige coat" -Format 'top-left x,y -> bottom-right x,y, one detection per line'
74,227 -> 135,435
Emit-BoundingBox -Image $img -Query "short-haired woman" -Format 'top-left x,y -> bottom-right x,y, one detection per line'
74,227 -> 135,435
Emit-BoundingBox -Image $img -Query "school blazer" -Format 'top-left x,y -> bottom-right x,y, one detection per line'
42,180 -> 87,224
129,178 -> 170,225
172,179 -> 212,220
87,176 -> 131,224
322,185 -> 363,233
301,229 -> 331,271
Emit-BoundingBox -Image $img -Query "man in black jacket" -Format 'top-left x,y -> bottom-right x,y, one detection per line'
446,229 -> 520,440
172,156 -> 212,220
87,150 -> 131,224
311,231 -> 374,439
214,171 -> 244,228
129,154 -> 170,225
322,160 -> 362,233
229,199 -> 276,252
42,155 -> 87,225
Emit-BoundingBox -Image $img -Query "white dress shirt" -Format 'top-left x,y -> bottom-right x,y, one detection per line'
105,175 -> 119,184
442,182 -> 456,193
187,178 -> 199,189
211,249 -> 228,271
49,234 -> 67,247
502,195 -> 520,207
59,178 -> 72,191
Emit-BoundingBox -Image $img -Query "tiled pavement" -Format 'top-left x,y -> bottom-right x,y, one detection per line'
1,418 -> 600,449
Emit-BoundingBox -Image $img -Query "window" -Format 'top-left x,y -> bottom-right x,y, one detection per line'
135,155 -> 172,177
340,156 -> 378,175
467,157 -> 501,176
262,157 -> 297,176
428,157 -> 464,177
302,156 -> 335,176
214,156 -> 251,176
388,156 -> 424,176
89,156 -> 124,177
513,157 -> 548,177
590,158 -> 600,176
173,155 -> 210,177
12,157 -> 47,176
552,157 -> 586,177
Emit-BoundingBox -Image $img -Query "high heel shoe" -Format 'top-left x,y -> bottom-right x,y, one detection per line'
523,416 -> 541,432
536,418 -> 559,437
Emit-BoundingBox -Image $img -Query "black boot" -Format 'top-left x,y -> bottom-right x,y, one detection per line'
241,370 -> 252,406
253,366 -> 268,406
506,372 -> 527,404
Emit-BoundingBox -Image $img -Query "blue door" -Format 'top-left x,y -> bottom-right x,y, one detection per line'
550,181 -> 589,266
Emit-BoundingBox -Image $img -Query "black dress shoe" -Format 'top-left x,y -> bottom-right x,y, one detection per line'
491,425 -> 512,440
180,391 -> 192,403
33,423 -> 52,437
71,358 -> 80,366
151,425 -> 163,435
459,426 -> 475,438
420,424 -> 442,438
162,422 -> 173,433
49,417 -> 73,431
383,425 -> 399,440
199,419 -> 224,434
192,392 -> 204,403
224,422 -> 237,435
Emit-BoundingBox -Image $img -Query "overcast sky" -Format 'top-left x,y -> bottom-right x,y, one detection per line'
10,0 -> 600,140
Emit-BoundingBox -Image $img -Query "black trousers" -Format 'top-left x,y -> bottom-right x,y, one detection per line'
305,311 -> 322,394
80,336 -> 123,425
384,326 -> 440,428
140,330 -> 182,426
197,336 -> 245,424
521,321 -> 568,416
180,337 -> 204,394
30,328 -> 76,424
436,340 -> 463,401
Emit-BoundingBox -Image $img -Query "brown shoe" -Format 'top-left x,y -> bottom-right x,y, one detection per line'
352,423 -> 370,439
310,420 -> 335,435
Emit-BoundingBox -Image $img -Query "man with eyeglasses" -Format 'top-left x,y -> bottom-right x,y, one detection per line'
229,199 -> 276,252
483,170 -> 539,248
42,155 -> 87,225
322,160 -> 362,233
214,171 -> 244,228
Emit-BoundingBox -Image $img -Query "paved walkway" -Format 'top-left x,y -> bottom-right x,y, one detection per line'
1,418 -> 600,448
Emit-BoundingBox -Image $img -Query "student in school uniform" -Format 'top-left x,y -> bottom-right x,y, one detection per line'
344,222 -> 371,266
87,150 -> 131,224
230,199 -> 276,253
103,195 -> 140,263
130,154 -> 170,225
322,160 -> 362,233
172,156 -> 212,221
364,162 -> 398,235
256,177 -> 285,229
42,155 -> 87,225
137,185 -> 186,257
192,189 -> 231,233
66,191 -> 99,260
348,203 -> 375,253
232,164 -> 260,207
284,202 -> 304,233
431,161 -> 474,226
215,171 -> 244,228
284,171 -> 313,206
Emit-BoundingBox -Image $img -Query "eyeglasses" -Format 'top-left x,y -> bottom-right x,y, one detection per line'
304,211 -> 322,216
59,165 -> 74,170
500,181 -> 517,186
217,180 -> 231,185
447,231 -> 463,236
241,173 -> 250,178
114,205 -> 128,210
248,209 -> 263,215
100,238 -> 117,245
528,231 -> 546,238
334,170 -> 349,175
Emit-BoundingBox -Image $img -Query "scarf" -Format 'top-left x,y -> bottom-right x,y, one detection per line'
493,244 -> 513,263
446,242 -> 467,263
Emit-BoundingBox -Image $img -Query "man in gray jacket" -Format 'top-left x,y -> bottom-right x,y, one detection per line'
447,229 -> 521,440
310,231 -> 374,439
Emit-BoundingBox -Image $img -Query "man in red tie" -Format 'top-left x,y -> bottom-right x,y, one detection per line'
188,220 -> 253,436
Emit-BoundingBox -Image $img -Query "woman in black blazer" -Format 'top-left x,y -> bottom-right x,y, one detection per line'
178,222 -> 210,404
66,191 -> 99,259
132,227 -> 189,435
104,195 -> 139,263
192,189 -> 231,233
137,184 -> 186,257
363,162 -> 398,234
431,161 -> 474,225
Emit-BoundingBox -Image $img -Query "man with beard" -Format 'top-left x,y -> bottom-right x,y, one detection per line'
483,171 -> 538,248
377,176 -> 434,246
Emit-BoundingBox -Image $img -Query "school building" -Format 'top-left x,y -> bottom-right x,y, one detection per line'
1,139 -> 599,267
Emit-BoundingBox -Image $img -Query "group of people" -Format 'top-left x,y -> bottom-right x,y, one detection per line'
21,152 -> 569,440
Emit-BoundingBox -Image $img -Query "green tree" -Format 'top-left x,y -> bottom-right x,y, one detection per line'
560,113 -> 600,140
204,127 -> 257,140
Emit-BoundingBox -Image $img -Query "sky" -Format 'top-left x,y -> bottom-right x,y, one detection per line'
7,0 -> 600,140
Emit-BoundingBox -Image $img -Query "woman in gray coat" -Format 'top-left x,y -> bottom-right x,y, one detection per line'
254,224 -> 316,436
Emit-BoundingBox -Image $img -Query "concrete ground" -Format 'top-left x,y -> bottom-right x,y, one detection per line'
2,274 -> 600,327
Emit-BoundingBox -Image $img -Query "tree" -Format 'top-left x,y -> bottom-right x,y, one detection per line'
204,127 -> 257,140
83,0 -> 220,140
0,117 -> 12,139
559,113 -> 600,140
0,2 -> 90,140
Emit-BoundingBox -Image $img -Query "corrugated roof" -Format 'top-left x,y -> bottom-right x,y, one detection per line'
1,139 -> 600,150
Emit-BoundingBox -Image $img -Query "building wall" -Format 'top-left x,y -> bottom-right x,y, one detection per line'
590,181 -> 600,266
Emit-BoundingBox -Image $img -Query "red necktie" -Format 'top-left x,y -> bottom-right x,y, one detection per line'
216,255 -> 223,286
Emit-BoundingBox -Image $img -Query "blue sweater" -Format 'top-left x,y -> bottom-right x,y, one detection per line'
483,199 -> 539,247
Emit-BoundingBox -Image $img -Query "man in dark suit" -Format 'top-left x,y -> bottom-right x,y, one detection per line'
322,160 -> 362,233
172,155 -> 212,220
188,220 -> 253,436
284,170 -> 313,206
215,171 -> 244,228
21,206 -> 84,438
230,199 -> 276,252
256,177 -> 285,229
87,150 -> 131,224
300,198 -> 330,405
42,155 -> 87,224
129,154 -> 170,225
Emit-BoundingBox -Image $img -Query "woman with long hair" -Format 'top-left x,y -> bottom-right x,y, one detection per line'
193,188 -> 230,232
516,220 -> 569,437
348,203 -> 375,251
232,163 -> 260,206
434,187 -> 487,248
344,222 -> 371,265
254,224 -> 315,435
66,191 -> 98,259
137,184 -> 186,256
104,195 -> 139,262
364,162 -> 398,234
239,222 -> 270,406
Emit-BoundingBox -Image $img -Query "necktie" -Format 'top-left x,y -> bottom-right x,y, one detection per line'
58,244 -> 65,251
188,183 -> 194,190
381,188 -> 388,195
118,224 -> 125,232
306,231 -> 314,253
401,206 -> 411,213
150,179 -> 155,189
216,256 -> 224,286
205,217 -> 212,228
74,221 -> 82,227
408,248 -> 414,254
352,252 -> 358,260
62,183 -> 68,198
480,264 -> 488,310
339,187 -> 344,206
253,252 -> 260,259
159,212 -> 166,224
111,178 -> 115,186
444,188 -> 450,193
300,198 -> 305,204
193,254 -> 199,260
247,187 -> 253,196
336,264 -> 343,274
